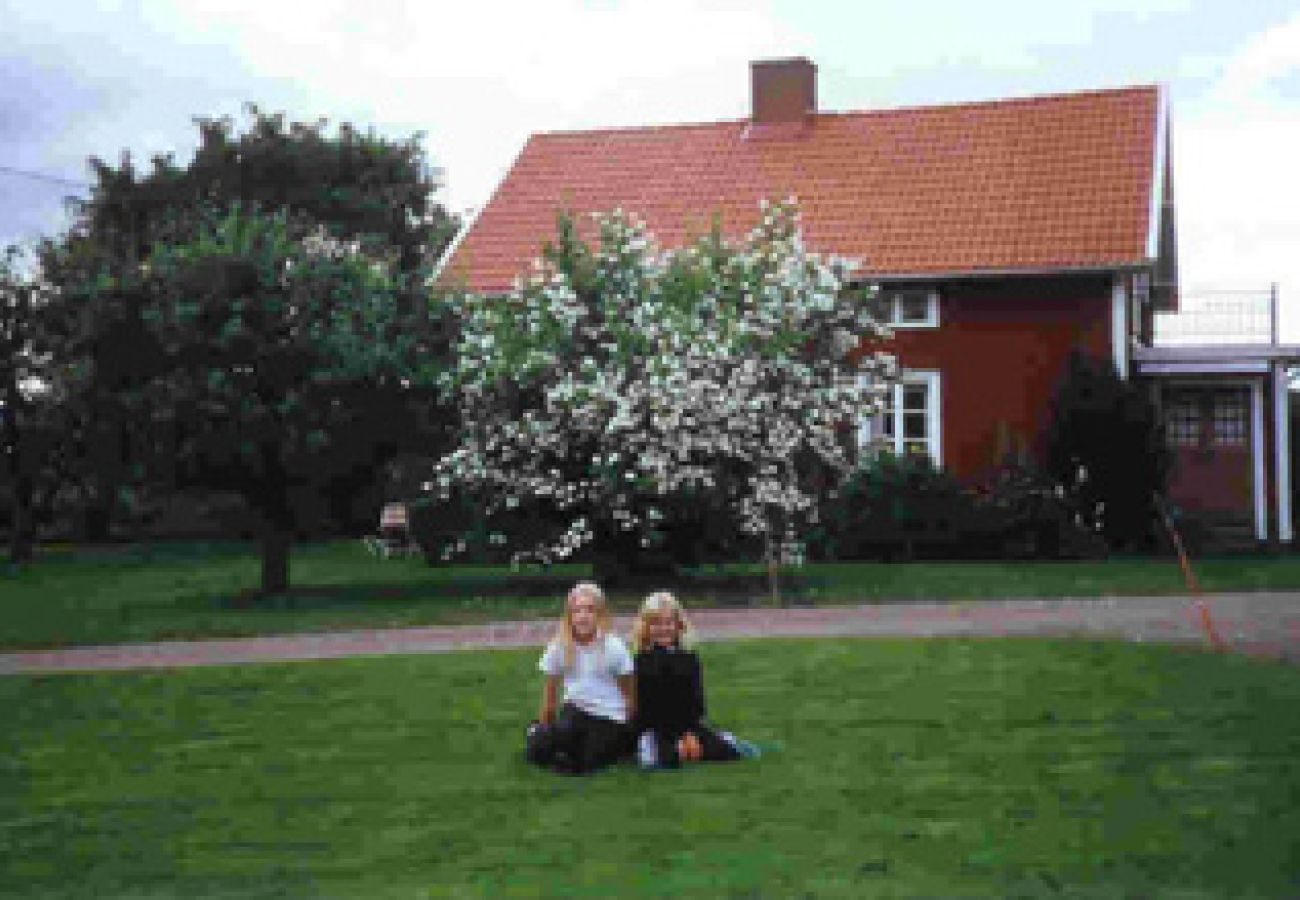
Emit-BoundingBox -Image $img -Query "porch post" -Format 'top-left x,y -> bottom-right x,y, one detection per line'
1111,276 -> 1129,379
1252,379 -> 1267,541
1270,283 -> 1280,347
1274,361 -> 1293,543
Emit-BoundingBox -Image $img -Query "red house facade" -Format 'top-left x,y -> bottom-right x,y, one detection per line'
441,58 -> 1296,546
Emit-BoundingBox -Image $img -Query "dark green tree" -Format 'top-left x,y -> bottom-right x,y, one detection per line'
134,206 -> 449,593
1045,352 -> 1170,550
41,105 -> 457,543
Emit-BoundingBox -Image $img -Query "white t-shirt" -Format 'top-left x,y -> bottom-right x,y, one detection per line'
538,631 -> 634,723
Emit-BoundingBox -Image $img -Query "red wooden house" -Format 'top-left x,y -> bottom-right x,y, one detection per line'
440,58 -> 1296,546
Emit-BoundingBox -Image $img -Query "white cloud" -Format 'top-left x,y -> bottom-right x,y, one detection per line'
1211,10 -> 1300,104
1176,12 -> 1300,339
158,0 -> 803,212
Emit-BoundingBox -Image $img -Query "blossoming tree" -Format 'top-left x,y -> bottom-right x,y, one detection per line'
431,201 -> 896,584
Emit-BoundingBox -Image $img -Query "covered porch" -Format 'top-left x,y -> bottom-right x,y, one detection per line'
1136,289 -> 1299,545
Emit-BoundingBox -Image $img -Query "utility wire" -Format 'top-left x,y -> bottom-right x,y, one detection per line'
0,165 -> 90,190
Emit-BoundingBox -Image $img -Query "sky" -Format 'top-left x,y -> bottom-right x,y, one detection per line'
3,0 -> 1299,338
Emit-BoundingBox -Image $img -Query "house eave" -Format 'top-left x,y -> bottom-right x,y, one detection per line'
857,261 -> 1150,284
1133,343 -> 1300,375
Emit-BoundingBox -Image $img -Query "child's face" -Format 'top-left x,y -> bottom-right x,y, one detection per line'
646,609 -> 680,648
568,594 -> 599,643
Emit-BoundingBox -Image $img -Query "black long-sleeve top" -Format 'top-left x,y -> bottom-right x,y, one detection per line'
633,644 -> 706,738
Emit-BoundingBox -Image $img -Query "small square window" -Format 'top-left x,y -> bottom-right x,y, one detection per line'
898,292 -> 930,323
882,288 -> 939,328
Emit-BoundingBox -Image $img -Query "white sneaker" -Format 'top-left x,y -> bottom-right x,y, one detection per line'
637,731 -> 660,768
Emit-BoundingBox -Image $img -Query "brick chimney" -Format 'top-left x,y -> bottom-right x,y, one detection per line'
751,57 -> 817,124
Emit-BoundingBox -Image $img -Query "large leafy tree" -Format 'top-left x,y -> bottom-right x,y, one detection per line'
432,202 -> 895,585
130,206 -> 447,592
40,105 -> 457,542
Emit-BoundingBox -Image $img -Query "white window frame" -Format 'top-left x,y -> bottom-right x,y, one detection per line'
881,287 -> 940,329
857,369 -> 943,467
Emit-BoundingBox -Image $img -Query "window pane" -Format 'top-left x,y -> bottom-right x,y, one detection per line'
902,385 -> 927,411
1164,389 -> 1202,448
1212,391 -> 1247,446
1165,400 -> 1200,447
898,292 -> 930,323
903,412 -> 927,439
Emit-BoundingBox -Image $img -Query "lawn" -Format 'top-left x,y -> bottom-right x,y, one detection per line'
3,540 -> 1300,649
2,638 -> 1298,897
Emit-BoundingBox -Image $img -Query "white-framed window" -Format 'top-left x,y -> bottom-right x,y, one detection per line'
857,370 -> 943,466
880,287 -> 940,328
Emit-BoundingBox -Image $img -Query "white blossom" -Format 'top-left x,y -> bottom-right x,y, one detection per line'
429,201 -> 896,563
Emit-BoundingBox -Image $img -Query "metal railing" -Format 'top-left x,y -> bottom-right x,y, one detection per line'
1152,285 -> 1281,346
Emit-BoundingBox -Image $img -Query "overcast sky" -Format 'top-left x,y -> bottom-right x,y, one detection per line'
3,0 -> 1298,336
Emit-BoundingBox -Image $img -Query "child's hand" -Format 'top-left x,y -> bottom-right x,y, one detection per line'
677,732 -> 702,763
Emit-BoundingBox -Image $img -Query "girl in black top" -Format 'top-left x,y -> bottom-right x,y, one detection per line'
630,591 -> 756,768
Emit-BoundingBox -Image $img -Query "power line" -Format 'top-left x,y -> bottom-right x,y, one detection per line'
0,165 -> 90,190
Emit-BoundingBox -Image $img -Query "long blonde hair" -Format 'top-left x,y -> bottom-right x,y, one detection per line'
553,581 -> 612,670
630,590 -> 697,652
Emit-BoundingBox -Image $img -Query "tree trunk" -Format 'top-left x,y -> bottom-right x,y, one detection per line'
259,521 -> 291,595
8,473 -> 34,565
254,458 -> 293,596
79,486 -> 114,542
765,531 -> 781,606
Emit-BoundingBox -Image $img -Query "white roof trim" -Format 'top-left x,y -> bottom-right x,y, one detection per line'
1138,361 -> 1270,375
430,204 -> 482,284
1135,344 -> 1300,364
1146,85 -> 1168,261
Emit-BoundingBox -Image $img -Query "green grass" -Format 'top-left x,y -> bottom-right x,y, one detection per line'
2,639 -> 1298,897
4,540 -> 1300,650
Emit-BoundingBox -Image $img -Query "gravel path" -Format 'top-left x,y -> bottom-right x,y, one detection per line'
3,593 -> 1298,675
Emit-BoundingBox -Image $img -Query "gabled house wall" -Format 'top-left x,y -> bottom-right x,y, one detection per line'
886,274 -> 1113,481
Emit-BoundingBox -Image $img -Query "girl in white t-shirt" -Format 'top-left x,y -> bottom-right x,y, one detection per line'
525,581 -> 635,774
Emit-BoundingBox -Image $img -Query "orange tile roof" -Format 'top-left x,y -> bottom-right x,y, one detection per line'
444,85 -> 1160,293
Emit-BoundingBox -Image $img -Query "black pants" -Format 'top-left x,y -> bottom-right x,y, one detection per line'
645,723 -> 742,768
526,703 -> 632,774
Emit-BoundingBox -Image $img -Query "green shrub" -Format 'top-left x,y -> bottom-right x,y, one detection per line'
1045,353 -> 1170,551
809,454 -> 980,561
808,454 -> 1103,562
975,460 -> 1107,560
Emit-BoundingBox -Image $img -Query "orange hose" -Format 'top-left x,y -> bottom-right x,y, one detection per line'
1154,493 -> 1225,651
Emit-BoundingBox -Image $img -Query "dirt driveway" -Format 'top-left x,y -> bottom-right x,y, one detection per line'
2,593 -> 1297,675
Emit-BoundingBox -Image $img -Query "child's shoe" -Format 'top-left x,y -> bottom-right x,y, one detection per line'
719,730 -> 763,759
637,731 -> 661,769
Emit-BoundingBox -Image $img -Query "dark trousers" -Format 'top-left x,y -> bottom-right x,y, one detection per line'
526,703 -> 632,774
647,723 -> 742,768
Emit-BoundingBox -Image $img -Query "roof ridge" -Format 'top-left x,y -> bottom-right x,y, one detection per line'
529,83 -> 1160,140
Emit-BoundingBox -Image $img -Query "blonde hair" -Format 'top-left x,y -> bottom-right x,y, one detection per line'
630,590 -> 697,652
553,581 -> 612,669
